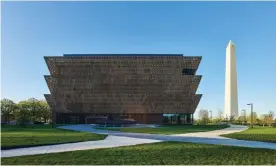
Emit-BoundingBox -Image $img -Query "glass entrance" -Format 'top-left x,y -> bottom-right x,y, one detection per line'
163,113 -> 193,124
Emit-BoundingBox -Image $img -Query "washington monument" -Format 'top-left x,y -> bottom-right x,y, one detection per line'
224,40 -> 238,119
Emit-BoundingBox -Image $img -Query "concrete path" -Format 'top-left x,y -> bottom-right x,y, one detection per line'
173,124 -> 249,138
59,124 -> 276,150
59,124 -> 248,139
1,135 -> 161,158
2,124 -> 276,158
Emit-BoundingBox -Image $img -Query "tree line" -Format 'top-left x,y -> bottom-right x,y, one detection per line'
1,98 -> 50,126
197,109 -> 276,126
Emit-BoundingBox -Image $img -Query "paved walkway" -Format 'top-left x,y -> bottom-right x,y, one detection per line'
173,124 -> 249,138
1,136 -> 161,158
2,124 -> 276,158
59,124 -> 276,150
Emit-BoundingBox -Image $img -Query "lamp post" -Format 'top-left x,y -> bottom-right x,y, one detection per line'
247,103 -> 253,128
241,109 -> 246,125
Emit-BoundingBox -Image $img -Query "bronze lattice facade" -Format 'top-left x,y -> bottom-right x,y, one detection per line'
44,54 -> 202,125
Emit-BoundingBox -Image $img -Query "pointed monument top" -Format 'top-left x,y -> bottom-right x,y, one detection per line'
227,40 -> 235,47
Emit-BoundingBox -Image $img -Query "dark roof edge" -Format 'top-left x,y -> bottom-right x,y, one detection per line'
44,55 -> 202,58
63,54 -> 184,57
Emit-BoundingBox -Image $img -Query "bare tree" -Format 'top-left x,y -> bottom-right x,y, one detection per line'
198,109 -> 209,125
260,114 -> 269,127
229,115 -> 237,123
268,111 -> 275,127
217,108 -> 223,120
199,109 -> 209,119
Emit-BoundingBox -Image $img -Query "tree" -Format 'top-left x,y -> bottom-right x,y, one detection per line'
268,111 -> 275,127
240,109 -> 247,123
256,118 -> 262,125
243,112 -> 258,125
15,100 -> 32,126
229,116 -> 237,123
33,100 -> 51,123
38,100 -> 50,123
198,109 -> 209,125
238,116 -> 245,123
217,109 -> 223,119
27,98 -> 40,122
260,114 -> 269,127
1,98 -> 16,123
2,98 -> 51,126
215,108 -> 224,123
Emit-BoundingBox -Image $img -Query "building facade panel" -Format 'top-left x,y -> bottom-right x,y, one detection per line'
44,54 -> 202,125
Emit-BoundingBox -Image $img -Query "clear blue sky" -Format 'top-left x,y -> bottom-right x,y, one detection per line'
2,2 -> 276,118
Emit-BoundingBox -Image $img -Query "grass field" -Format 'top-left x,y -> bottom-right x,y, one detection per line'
222,126 -> 276,143
2,141 -> 276,165
1,125 -> 106,149
99,124 -> 229,135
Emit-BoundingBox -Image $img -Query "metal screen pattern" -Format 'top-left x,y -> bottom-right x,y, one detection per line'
44,55 -> 202,122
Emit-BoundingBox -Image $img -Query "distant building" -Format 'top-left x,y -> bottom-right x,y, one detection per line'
44,54 -> 202,125
198,109 -> 209,119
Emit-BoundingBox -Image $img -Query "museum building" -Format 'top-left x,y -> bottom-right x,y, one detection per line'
44,54 -> 202,125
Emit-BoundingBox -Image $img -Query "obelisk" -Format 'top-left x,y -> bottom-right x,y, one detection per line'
224,40 -> 238,119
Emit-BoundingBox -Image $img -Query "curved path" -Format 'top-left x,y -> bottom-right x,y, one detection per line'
2,124 -> 276,158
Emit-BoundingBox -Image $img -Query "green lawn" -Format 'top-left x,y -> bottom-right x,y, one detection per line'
98,124 -> 229,135
1,125 -> 106,149
222,126 -> 276,143
2,141 -> 276,165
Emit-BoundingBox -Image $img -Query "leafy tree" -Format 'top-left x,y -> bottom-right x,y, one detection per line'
15,100 -> 32,126
202,117 -> 209,125
38,100 -> 50,123
27,98 -> 40,122
211,117 -> 222,124
32,100 -> 51,123
1,98 -> 16,123
3,98 -> 51,126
